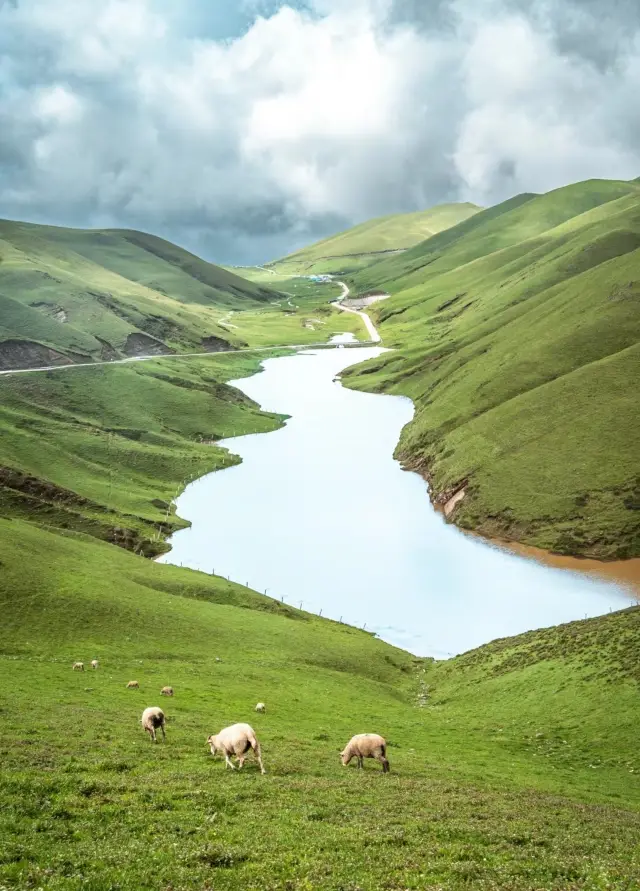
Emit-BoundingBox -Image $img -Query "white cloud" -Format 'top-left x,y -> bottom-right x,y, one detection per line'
0,0 -> 639,263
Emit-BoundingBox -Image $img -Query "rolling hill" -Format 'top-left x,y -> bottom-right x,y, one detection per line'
341,177 -> 640,559
1,191 -> 639,887
2,508 -> 639,889
267,202 -> 481,275
0,220 -> 282,369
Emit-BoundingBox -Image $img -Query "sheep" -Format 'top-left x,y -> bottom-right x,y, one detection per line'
255,702 -> 266,713
141,706 -> 166,742
126,680 -> 139,689
160,686 -> 174,696
91,659 -> 99,670
72,662 -> 84,671
341,733 -> 389,773
207,723 -> 265,774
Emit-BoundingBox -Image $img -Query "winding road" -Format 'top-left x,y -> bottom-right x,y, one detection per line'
331,281 -> 381,344
0,281 -> 381,377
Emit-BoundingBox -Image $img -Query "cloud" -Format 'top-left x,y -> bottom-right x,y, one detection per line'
0,0 -> 639,263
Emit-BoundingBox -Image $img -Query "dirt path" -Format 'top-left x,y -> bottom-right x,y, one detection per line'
331,281 -> 381,343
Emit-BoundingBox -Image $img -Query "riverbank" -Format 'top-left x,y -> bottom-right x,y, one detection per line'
2,333 -> 640,889
341,178 -> 640,564
160,345 -> 630,657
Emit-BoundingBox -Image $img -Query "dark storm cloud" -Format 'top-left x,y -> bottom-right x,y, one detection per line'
0,0 -> 639,264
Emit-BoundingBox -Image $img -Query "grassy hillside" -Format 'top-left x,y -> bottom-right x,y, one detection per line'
342,178 -> 640,559
2,263 -> 639,886
0,220 -> 372,370
268,203 -> 481,276
0,354 -> 287,555
2,514 -> 639,889
0,220 -> 283,368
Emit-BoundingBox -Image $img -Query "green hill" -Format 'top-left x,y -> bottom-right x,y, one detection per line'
341,178 -> 640,559
2,511 -> 639,889
268,202 -> 481,275
1,273 -> 639,887
0,353 -> 287,555
0,220 -> 282,369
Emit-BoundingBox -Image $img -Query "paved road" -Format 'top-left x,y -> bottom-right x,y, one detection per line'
0,285 -> 381,377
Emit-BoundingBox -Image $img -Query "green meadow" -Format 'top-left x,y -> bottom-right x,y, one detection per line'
0,221 -> 365,369
341,178 -> 640,558
2,515 -> 639,890
2,179 -> 640,889
268,203 -> 481,276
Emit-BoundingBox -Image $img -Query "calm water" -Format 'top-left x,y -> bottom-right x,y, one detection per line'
159,346 -> 630,657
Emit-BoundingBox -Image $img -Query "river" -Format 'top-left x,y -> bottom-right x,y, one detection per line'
158,344 -> 631,658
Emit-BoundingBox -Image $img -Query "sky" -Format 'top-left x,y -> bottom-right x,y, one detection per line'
1,0 -> 640,264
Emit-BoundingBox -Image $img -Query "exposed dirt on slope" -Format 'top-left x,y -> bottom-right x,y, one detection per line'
0,466 -> 171,557
0,339 -> 74,371
123,332 -> 174,356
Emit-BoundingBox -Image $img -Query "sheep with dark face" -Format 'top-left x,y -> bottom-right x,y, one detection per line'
160,686 -> 174,696
207,723 -> 265,774
72,662 -> 84,671
141,707 -> 166,742
127,680 -> 139,689
90,660 -> 99,670
341,734 -> 389,772
255,702 -> 266,713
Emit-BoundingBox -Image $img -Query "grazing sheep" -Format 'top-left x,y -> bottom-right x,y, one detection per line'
255,702 -> 266,713
207,723 -> 265,774
72,662 -> 84,671
141,706 -> 166,742
91,659 -> 99,670
341,733 -> 389,773
127,680 -> 139,689
160,686 -> 174,696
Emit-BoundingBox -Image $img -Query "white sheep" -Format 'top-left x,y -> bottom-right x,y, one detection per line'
72,662 -> 84,671
341,733 -> 389,772
255,702 -> 266,713
127,680 -> 140,689
141,706 -> 166,742
91,659 -> 99,670
207,723 -> 265,774
160,686 -> 174,696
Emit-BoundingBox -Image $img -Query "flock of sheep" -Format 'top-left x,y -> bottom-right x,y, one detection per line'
73,660 -> 391,774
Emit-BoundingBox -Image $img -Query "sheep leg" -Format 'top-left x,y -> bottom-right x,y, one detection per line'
160,723 -> 166,742
224,754 -> 236,770
375,750 -> 390,773
150,727 -> 157,743
358,755 -> 364,769
252,741 -> 266,775
237,755 -> 245,769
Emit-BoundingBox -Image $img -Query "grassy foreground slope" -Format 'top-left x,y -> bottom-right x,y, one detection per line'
0,220 -> 283,368
343,178 -> 640,559
1,516 -> 639,890
0,355 -> 287,555
269,203 -> 481,276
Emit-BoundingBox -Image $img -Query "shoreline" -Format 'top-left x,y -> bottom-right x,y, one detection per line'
487,537 -> 640,597
398,459 -> 640,598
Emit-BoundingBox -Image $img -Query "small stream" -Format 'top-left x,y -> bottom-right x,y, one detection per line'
158,344 -> 630,657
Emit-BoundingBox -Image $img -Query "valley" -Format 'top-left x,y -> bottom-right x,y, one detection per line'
1,182 -> 639,890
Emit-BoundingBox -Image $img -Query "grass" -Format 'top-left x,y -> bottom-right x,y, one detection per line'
0,221 -> 367,369
268,203 -> 481,276
0,354 -> 288,555
2,181 -> 640,888
1,514 -> 640,889
340,177 -> 640,558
